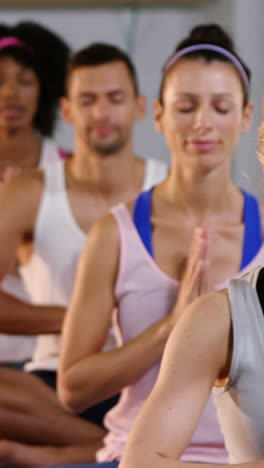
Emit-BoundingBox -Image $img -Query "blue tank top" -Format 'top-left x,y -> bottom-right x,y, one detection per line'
133,188 -> 262,271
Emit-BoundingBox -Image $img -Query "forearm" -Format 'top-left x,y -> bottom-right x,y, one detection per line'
120,456 -> 264,468
120,454 -> 189,468
58,316 -> 174,413
0,290 -> 65,334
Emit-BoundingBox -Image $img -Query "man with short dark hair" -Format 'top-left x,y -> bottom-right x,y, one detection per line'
0,43 -> 168,467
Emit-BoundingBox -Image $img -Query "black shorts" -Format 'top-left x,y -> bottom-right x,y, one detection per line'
31,369 -> 120,428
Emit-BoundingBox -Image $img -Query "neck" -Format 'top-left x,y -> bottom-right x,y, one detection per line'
160,158 -> 239,222
0,126 -> 41,167
68,137 -> 141,195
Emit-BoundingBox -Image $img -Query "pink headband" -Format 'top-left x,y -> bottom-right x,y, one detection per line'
163,43 -> 250,94
0,36 -> 34,55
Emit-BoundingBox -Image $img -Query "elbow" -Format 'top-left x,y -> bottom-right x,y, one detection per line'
57,373 -> 98,414
57,382 -> 80,414
57,375 -> 85,414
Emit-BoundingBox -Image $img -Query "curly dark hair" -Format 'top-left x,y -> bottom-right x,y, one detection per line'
67,42 -> 139,96
159,24 -> 251,107
0,21 -> 70,137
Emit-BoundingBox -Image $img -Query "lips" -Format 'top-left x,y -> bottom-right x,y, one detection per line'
93,126 -> 115,138
0,105 -> 24,118
187,140 -> 218,153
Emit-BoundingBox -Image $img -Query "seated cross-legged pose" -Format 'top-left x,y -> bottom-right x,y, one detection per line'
0,43 -> 168,467
119,117 -> 264,468
39,24 -> 264,468
0,21 -> 70,364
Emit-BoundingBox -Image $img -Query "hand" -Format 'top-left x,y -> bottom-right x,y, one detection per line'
171,227 -> 209,323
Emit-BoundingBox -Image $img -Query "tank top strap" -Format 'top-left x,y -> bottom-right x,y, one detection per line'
58,147 -> 69,159
43,160 -> 65,195
240,189 -> 263,270
132,188 -> 154,258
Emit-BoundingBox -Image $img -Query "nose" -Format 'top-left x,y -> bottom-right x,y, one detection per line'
193,105 -> 213,133
92,97 -> 110,121
0,80 -> 18,99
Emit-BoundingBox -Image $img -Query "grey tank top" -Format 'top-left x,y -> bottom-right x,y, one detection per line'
214,266 -> 264,463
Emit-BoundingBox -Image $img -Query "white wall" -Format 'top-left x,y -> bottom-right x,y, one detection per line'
0,0 -> 263,196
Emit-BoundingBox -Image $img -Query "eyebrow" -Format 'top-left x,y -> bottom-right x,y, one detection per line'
78,89 -> 126,99
174,92 -> 234,98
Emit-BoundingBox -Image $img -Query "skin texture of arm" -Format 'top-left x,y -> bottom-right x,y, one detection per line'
57,212 -> 176,413
119,290 -> 236,468
0,172 -> 65,334
58,210 -> 209,413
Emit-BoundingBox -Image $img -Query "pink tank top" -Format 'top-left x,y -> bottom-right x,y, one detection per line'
96,203 -> 264,463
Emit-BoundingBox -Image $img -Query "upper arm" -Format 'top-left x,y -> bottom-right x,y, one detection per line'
260,203 -> 264,239
59,212 -> 120,373
120,291 -> 232,466
0,173 -> 43,279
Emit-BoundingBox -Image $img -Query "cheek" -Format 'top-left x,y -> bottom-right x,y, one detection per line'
73,107 -> 91,124
216,118 -> 243,154
220,114 -> 243,140
162,119 -> 186,150
24,86 -> 40,111
116,102 -> 136,121
162,112 -> 191,140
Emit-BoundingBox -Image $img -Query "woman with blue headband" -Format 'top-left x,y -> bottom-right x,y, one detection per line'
119,116 -> 264,468
3,23 -> 262,468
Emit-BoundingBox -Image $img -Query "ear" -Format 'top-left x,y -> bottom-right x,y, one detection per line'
60,97 -> 73,124
241,101 -> 254,134
135,95 -> 147,121
154,99 -> 164,133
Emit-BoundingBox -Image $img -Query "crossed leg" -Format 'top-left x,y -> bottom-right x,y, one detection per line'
0,366 -> 106,466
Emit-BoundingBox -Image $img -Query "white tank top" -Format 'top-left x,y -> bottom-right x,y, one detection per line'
214,266 -> 264,463
0,139 -> 62,362
23,157 -> 168,372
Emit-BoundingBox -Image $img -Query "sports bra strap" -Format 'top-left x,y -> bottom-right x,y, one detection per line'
240,189 -> 262,270
133,189 -> 154,257
133,188 -> 263,269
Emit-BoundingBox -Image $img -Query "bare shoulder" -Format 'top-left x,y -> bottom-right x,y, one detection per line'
178,289 -> 232,376
89,211 -> 120,244
0,169 -> 44,231
186,289 -> 231,336
81,211 -> 121,270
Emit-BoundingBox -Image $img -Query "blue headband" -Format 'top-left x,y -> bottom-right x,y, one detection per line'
164,43 -> 249,94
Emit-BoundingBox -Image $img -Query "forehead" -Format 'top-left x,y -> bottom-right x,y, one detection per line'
68,61 -> 134,95
163,58 -> 244,98
0,55 -> 34,74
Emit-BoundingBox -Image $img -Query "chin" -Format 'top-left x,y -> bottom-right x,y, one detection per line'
189,154 -> 223,171
92,141 -> 124,156
0,120 -> 23,131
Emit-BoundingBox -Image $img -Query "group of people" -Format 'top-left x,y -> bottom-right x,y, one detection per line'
0,18 -> 262,468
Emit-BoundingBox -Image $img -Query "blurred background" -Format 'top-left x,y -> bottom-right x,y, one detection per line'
0,0 -> 263,196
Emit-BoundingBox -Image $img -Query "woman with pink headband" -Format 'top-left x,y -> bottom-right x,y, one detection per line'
15,23 -> 262,468
0,21 -> 70,364
0,21 -> 70,178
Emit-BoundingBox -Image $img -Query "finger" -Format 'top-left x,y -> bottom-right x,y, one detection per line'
188,259 -> 206,300
198,229 -> 211,294
185,227 -> 209,279
189,258 -> 211,301
200,259 -> 211,295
